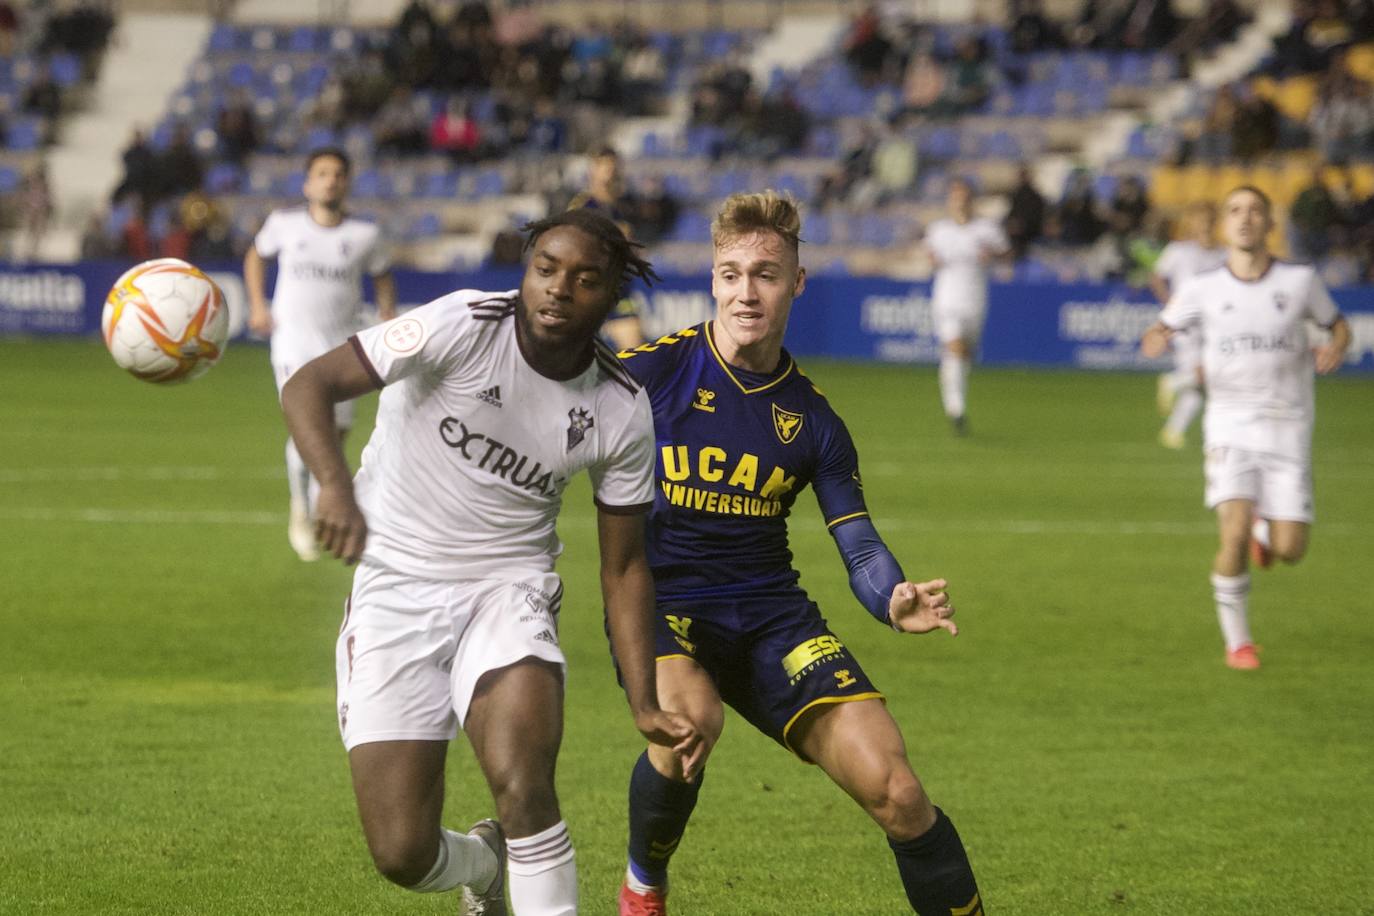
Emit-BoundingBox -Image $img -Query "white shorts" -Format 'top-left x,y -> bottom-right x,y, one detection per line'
1171,328 -> 1203,381
335,560 -> 567,750
1204,446 -> 1313,523
274,358 -> 354,429
931,303 -> 987,345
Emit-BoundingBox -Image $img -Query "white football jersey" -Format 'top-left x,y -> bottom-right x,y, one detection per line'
254,207 -> 390,362
1160,261 -> 1341,460
350,289 -> 656,580
926,217 -> 1008,311
1153,240 -> 1226,292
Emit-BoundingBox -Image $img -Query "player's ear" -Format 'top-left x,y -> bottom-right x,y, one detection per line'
793,266 -> 806,298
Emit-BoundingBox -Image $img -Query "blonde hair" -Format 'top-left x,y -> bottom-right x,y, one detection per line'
711,190 -> 802,253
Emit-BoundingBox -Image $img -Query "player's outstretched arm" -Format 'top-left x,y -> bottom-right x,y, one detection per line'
1140,321 -> 1174,359
243,246 -> 273,337
280,344 -> 380,564
888,579 -> 959,635
1315,316 -> 1351,374
597,509 -> 704,776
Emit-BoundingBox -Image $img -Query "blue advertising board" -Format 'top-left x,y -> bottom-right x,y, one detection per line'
3,261 -> 1373,373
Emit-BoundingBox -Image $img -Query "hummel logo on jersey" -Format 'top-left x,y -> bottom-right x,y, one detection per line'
693,388 -> 716,412
476,385 -> 502,407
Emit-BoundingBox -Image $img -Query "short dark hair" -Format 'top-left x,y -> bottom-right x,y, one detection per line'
305,147 -> 351,175
1225,184 -> 1272,217
521,208 -> 659,296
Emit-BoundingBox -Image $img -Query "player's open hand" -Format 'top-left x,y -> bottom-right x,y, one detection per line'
1314,342 -> 1346,375
314,483 -> 368,564
635,709 -> 705,780
889,579 -> 958,636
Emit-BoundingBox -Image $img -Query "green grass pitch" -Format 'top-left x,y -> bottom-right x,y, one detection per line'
1,337 -> 1371,914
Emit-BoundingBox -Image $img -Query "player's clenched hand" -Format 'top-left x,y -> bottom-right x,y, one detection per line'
635,709 -> 705,780
248,310 -> 274,337
889,579 -> 958,636
314,483 -> 368,564
1314,342 -> 1345,375
1140,324 -> 1172,359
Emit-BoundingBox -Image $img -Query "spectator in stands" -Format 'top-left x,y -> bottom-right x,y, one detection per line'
342,48 -> 397,118
1052,169 -> 1104,246
619,28 -> 667,117
1003,165 -> 1047,259
899,50 -> 948,120
182,191 -> 235,262
22,64 -> 63,121
1166,0 -> 1248,60
79,212 -> 113,260
1192,85 -> 1237,163
1107,175 -> 1151,237
946,36 -> 993,114
430,96 -> 482,162
1309,63 -> 1374,162
39,1 -> 115,74
111,128 -> 159,205
302,74 -> 349,132
843,4 -> 895,86
215,90 -> 260,164
525,97 -> 567,153
157,125 -> 204,201
626,175 -> 680,246
17,162 -> 52,262
0,2 -> 18,57
387,1 -> 443,88
1289,172 -> 1346,262
1231,85 -> 1280,162
374,86 -> 429,156
1010,0 -> 1064,53
120,196 -> 154,261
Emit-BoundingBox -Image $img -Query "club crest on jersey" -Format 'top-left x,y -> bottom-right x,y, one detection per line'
566,407 -> 594,451
693,388 -> 716,413
771,403 -> 803,444
1273,291 -> 1289,311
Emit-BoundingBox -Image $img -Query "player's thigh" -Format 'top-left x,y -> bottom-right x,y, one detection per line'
1213,497 -> 1255,546
657,655 -> 726,743
1205,447 -> 1261,521
348,739 -> 449,849
465,657 -> 565,791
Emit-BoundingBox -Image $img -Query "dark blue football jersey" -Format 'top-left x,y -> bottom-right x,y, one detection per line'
617,322 -> 869,601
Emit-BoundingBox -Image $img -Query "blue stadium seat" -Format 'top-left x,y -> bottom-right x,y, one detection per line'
980,130 -> 1022,159
805,213 -> 832,246
352,169 -> 393,199
409,212 -> 442,238
207,24 -> 242,53
49,53 -> 82,88
472,170 -> 505,197
0,165 -> 19,193
6,116 -> 43,151
288,26 -> 322,53
204,162 -> 243,193
667,211 -> 711,243
919,127 -> 960,159
421,171 -> 459,198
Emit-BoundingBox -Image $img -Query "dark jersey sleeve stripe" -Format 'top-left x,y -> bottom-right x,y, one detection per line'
348,334 -> 385,389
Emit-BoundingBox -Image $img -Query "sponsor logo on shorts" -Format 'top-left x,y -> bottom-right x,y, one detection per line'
533,629 -> 558,646
782,634 -> 847,684
834,669 -> 858,689
666,615 -> 695,654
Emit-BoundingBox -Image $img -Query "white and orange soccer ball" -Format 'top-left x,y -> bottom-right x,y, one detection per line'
102,258 -> 229,383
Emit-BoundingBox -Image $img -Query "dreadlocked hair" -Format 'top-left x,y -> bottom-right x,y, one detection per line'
711,190 -> 802,254
521,208 -> 659,296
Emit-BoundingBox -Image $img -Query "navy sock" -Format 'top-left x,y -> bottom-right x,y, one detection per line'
888,807 -> 982,915
626,750 -> 703,887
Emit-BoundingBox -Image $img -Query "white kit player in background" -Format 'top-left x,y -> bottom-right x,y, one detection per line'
279,209 -> 701,916
1150,202 -> 1226,449
243,147 -> 397,561
923,177 -> 1009,435
1142,186 -> 1350,671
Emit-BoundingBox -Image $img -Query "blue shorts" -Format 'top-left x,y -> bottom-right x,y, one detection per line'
622,592 -> 884,759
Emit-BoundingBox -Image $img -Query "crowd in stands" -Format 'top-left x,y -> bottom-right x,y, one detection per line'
9,0 -> 1374,289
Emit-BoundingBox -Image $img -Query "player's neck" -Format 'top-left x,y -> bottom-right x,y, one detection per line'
711,321 -> 783,374
1227,248 -> 1273,281
513,311 -> 593,380
307,203 -> 345,227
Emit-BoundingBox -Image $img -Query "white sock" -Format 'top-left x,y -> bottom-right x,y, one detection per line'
409,827 -> 498,894
1251,518 -> 1271,549
1168,367 -> 1195,394
507,820 -> 577,916
938,354 -> 968,418
625,863 -> 663,895
1211,572 -> 1252,651
1164,387 -> 1203,436
285,438 -> 311,514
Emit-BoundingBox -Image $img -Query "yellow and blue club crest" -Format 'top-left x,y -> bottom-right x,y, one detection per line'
771,403 -> 803,444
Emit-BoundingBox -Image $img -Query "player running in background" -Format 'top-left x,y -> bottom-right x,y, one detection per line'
923,177 -> 1009,435
1142,186 -> 1349,670
279,209 -> 701,915
569,145 -> 647,351
1151,202 -> 1226,449
614,191 -> 982,915
244,147 -> 396,561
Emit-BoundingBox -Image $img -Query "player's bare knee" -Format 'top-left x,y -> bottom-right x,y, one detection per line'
366,832 -> 437,887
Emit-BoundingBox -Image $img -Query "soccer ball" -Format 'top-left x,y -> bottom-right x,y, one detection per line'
102,258 -> 229,383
